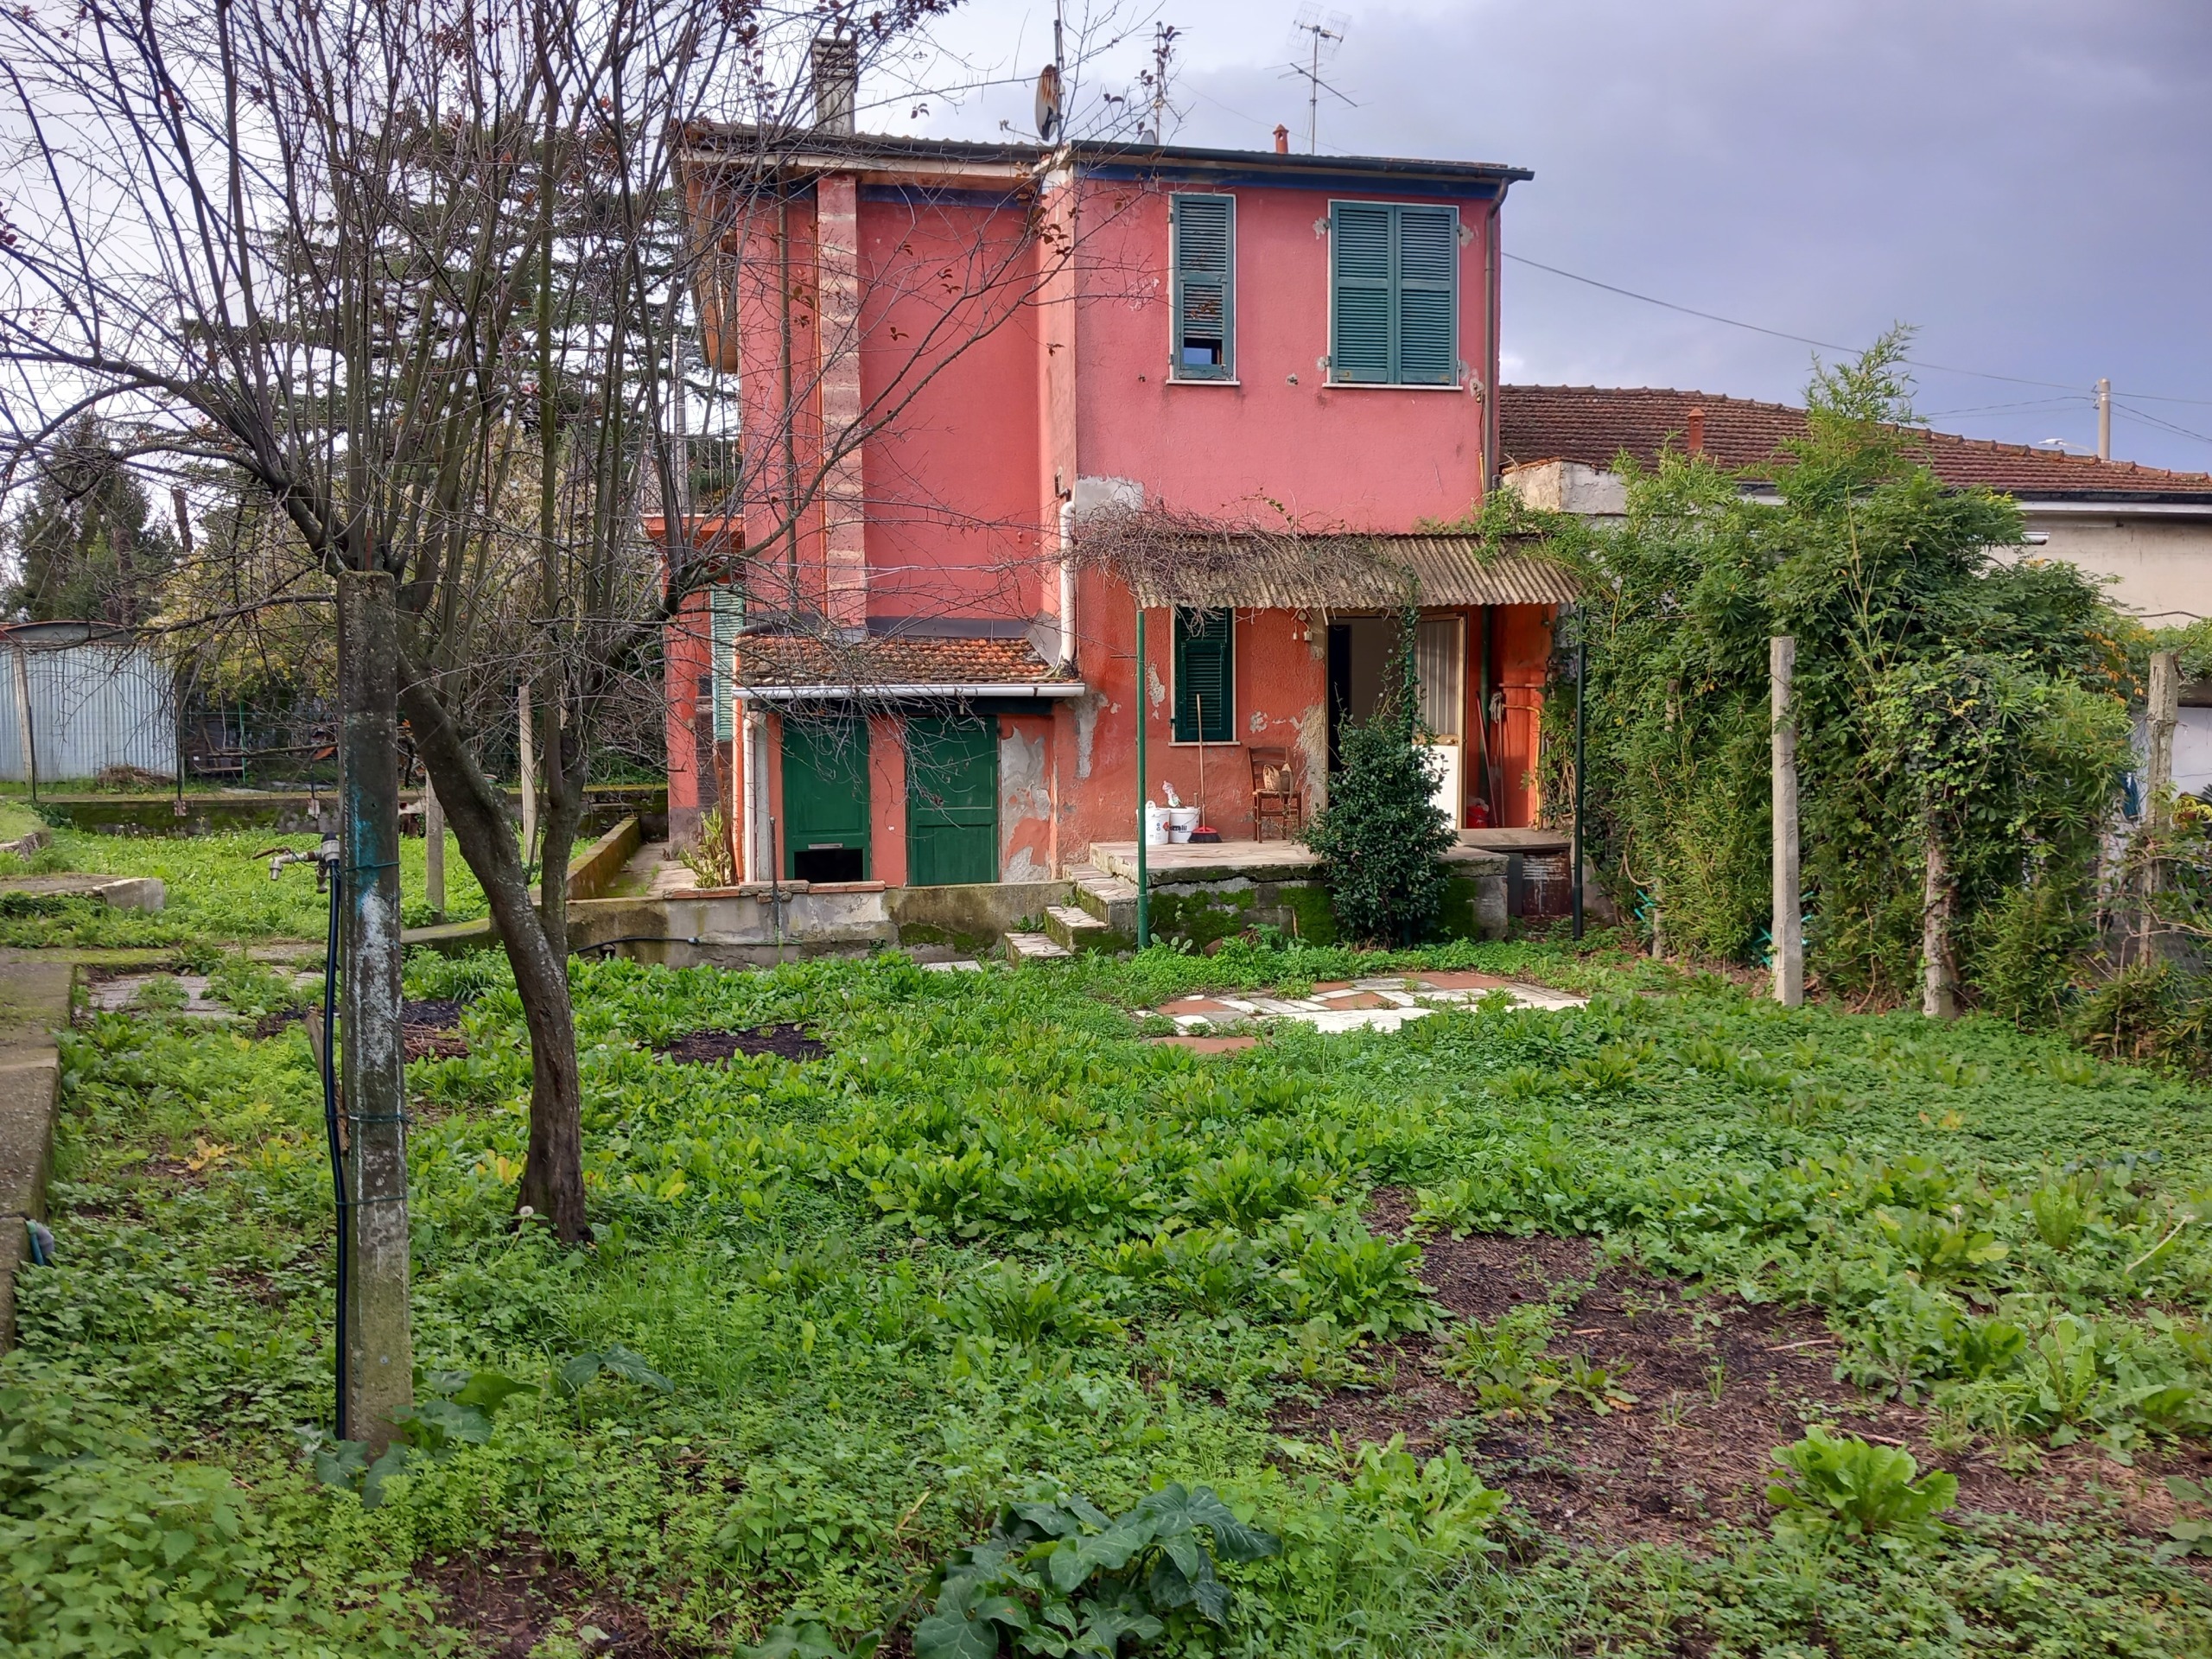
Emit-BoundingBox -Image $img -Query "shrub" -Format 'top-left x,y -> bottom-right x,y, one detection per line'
1300,611 -> 1452,946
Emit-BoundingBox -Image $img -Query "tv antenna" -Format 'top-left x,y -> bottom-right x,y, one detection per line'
1282,6 -> 1353,154
1035,2 -> 1066,143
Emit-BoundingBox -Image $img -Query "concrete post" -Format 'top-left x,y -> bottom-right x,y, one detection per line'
335,571 -> 411,1452
423,775 -> 445,923
1770,636 -> 1802,1007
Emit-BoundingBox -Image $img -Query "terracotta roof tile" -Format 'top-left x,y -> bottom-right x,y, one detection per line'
1500,385 -> 2212,497
736,633 -> 1052,690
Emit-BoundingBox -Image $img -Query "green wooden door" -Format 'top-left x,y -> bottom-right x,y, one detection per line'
906,715 -> 998,886
781,717 -> 870,881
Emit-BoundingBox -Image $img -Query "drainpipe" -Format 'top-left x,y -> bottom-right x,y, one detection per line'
1135,603 -> 1149,949
1057,498 -> 1077,671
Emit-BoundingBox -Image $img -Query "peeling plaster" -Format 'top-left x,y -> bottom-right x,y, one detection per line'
1075,691 -> 1103,780
999,727 -> 1052,876
1147,663 -> 1166,708
1298,702 -> 1330,814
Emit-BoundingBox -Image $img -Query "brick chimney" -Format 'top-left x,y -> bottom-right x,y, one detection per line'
1274,124 -> 1289,154
1686,405 -> 1706,456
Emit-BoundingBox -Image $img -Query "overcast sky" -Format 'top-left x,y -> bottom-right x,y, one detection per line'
874,1 -> 2212,474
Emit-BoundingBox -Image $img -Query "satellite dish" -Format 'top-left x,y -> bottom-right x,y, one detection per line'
1034,62 -> 1063,142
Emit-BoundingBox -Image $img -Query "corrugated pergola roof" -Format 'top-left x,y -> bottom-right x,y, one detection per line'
1121,535 -> 1580,609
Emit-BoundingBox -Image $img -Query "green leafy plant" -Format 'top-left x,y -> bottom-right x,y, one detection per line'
313,1366 -> 537,1506
1765,1427 -> 1958,1550
556,1344 -> 673,1420
2156,1474 -> 2212,1562
910,1483 -> 1280,1659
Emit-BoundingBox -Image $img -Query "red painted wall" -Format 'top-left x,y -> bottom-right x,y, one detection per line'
1075,181 -> 1496,524
856,192 -> 1046,624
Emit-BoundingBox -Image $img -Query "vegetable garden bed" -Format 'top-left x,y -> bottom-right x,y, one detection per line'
8,937 -> 2212,1656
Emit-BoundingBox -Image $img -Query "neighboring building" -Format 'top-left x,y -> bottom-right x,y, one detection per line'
1497,384 -> 2212,795
1498,385 -> 2212,626
665,106 -> 1570,886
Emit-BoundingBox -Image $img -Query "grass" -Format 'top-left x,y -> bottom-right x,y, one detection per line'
0,830 -> 498,949
9,938 -> 2212,1655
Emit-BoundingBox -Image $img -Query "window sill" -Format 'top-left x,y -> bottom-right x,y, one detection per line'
1323,379 -> 1467,392
1167,376 -> 1241,386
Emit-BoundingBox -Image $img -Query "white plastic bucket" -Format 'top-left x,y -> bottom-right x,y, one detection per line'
1167,806 -> 1200,843
1145,804 -> 1170,846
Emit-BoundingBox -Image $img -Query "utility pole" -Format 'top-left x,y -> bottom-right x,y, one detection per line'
2097,378 -> 2112,461
334,570 -> 410,1452
1770,636 -> 1803,1007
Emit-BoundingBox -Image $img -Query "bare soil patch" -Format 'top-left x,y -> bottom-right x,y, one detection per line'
655,1023 -> 827,1065
426,1544 -> 706,1657
403,997 -> 470,1060
1272,1190 -> 2206,1551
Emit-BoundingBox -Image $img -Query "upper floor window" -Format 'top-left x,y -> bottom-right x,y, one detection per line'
1328,201 -> 1459,386
1170,194 -> 1235,380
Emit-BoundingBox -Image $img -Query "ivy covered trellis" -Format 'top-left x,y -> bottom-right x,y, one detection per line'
1523,334 -> 2137,1014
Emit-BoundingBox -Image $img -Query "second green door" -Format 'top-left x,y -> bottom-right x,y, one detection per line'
906,715 -> 998,885
782,717 -> 870,881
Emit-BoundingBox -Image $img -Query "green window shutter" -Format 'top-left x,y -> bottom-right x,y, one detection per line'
1330,201 -> 1460,385
1171,194 -> 1235,379
1395,205 -> 1459,385
709,583 -> 742,742
1330,202 -> 1393,384
1173,608 -> 1234,742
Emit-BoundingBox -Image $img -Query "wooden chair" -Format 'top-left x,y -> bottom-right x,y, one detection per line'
1249,747 -> 1303,841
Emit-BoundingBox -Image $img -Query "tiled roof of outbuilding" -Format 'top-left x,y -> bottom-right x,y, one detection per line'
1500,385 -> 2212,498
1120,534 -> 1579,609
735,633 -> 1053,690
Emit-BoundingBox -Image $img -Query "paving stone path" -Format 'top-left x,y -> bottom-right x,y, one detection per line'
1150,969 -> 1586,1034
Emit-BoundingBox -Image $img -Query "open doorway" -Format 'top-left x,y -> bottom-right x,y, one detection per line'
1325,615 -> 1395,771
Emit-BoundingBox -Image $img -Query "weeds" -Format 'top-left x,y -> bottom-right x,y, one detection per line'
13,942 -> 2212,1652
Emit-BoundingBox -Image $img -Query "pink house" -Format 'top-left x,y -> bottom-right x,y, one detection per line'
667,110 -> 1569,898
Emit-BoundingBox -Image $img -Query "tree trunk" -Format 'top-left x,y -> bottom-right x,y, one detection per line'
1920,817 -> 1956,1020
398,670 -> 590,1243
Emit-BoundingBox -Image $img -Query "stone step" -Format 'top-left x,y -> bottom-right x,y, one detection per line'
1003,931 -> 1072,963
1042,904 -> 1112,954
1072,874 -> 1140,935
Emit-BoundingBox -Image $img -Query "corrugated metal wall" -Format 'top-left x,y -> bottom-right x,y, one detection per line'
0,644 -> 176,782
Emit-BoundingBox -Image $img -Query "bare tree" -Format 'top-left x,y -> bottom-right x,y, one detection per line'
1,0 -> 1154,1241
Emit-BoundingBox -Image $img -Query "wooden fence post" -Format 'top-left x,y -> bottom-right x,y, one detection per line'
2142,650 -> 2181,962
1770,636 -> 1802,1007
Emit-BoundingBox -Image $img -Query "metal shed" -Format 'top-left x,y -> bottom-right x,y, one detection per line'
0,622 -> 176,783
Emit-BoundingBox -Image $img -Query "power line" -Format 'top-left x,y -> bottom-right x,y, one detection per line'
1501,250 -> 2210,406
2111,400 -> 2212,448
1916,395 -> 2093,420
